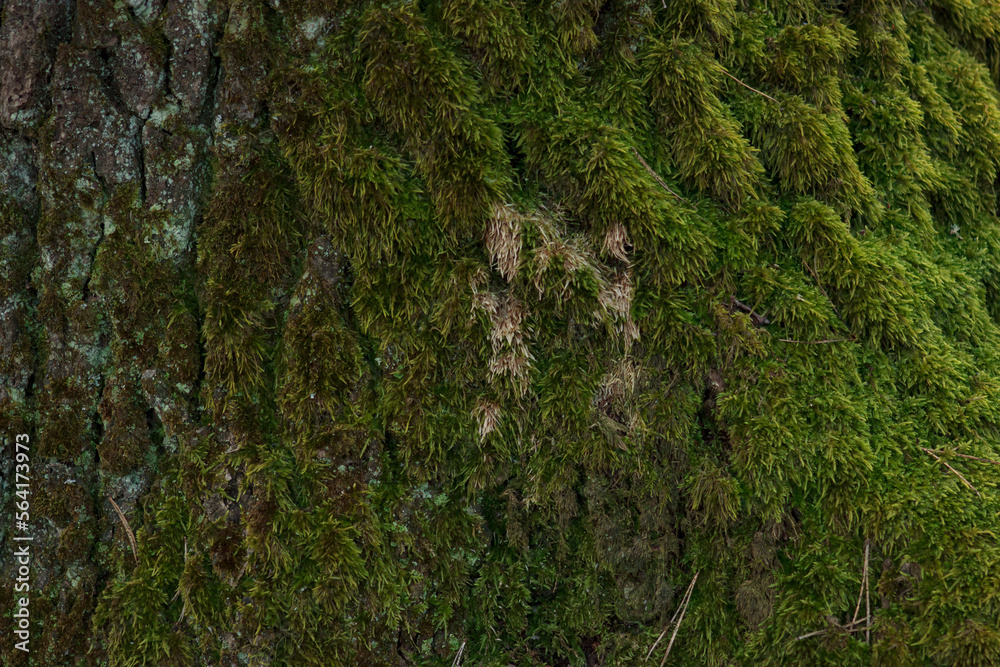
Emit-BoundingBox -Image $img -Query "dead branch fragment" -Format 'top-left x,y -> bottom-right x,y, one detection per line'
920,447 -> 981,496
631,148 -> 695,208
866,544 -> 871,644
728,296 -> 770,326
795,618 -> 872,641
452,640 -> 466,667
647,571 -> 699,666
923,449 -> 1000,466
849,541 -> 872,644
851,543 -> 866,627
108,496 -> 138,562
720,69 -> 779,103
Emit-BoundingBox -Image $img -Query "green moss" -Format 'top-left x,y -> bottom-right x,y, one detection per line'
42,1 -> 1000,664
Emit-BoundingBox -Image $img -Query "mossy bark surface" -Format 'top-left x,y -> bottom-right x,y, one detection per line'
3,0 -> 1000,665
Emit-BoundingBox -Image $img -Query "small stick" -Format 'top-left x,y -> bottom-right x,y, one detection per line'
631,148 -> 695,208
729,297 -> 770,325
849,541 -> 871,642
730,297 -> 755,315
921,447 -> 981,496
720,69 -> 779,103
796,618 -> 870,641
926,450 -> 1000,466
660,572 -> 699,667
646,593 -> 683,661
646,571 -> 699,662
452,640 -> 466,667
864,541 -> 871,644
108,497 -> 138,562
850,546 -> 865,626
645,598 -> 681,662
778,338 -> 854,344
922,448 -> 980,493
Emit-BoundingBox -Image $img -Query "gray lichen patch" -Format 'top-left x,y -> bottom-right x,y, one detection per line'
126,0 -> 166,25
163,0 -> 217,119
113,25 -> 168,120
47,46 -> 144,188
142,98 -> 211,261
0,0 -> 74,132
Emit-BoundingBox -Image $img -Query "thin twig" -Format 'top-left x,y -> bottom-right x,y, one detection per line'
851,547 -> 865,626
108,497 -> 138,562
647,572 -> 699,663
920,448 -> 981,496
796,618 -> 870,641
720,69 -> 779,103
645,581 -> 687,661
849,542 -> 871,643
924,449 -> 1000,466
865,541 -> 871,644
646,625 -> 670,661
729,297 -> 770,326
777,338 -> 854,344
660,572 -> 699,667
729,297 -> 755,315
631,148 -> 696,209
452,640 -> 466,667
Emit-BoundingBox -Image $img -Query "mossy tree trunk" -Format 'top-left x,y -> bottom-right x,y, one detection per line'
3,1 -> 1000,666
